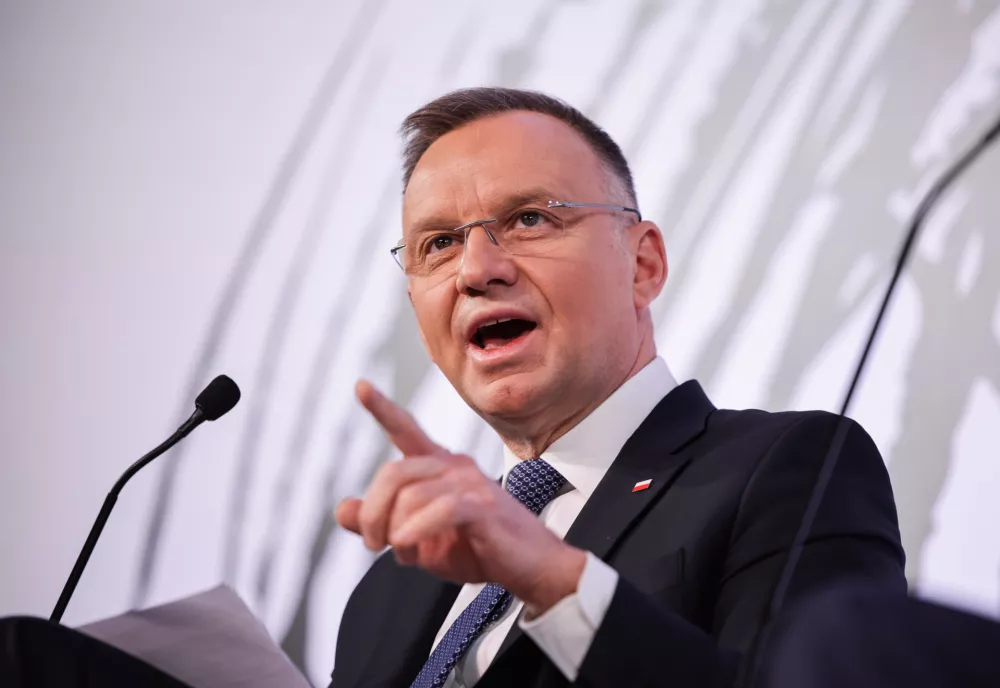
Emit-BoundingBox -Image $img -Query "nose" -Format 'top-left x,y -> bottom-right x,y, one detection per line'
456,223 -> 517,294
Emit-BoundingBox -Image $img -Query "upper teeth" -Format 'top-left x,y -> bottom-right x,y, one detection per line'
476,318 -> 514,330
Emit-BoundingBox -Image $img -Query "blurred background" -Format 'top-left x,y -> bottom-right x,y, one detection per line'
2,0 -> 999,684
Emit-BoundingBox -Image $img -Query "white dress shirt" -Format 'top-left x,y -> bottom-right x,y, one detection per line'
432,357 -> 678,687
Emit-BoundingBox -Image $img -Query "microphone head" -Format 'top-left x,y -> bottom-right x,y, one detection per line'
195,375 -> 241,421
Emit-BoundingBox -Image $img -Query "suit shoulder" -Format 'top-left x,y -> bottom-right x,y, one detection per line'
706,406 -> 841,440
704,407 -> 881,466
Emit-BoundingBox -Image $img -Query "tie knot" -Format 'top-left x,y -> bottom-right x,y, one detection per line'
505,458 -> 567,516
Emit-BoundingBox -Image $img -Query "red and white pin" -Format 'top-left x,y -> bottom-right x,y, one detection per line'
632,479 -> 653,493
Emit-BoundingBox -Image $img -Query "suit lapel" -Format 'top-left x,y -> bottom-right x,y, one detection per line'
491,380 -> 715,661
563,380 -> 714,559
351,553 -> 462,686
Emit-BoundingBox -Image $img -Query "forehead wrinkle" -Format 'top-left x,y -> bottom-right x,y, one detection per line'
403,112 -> 613,234
405,159 -> 475,229
406,188 -> 485,236
503,135 -> 608,204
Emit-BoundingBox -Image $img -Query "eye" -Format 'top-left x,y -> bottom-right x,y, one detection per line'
516,210 -> 545,228
425,233 -> 460,254
506,207 -> 562,239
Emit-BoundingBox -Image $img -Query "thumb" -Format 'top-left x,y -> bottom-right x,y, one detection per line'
335,498 -> 362,534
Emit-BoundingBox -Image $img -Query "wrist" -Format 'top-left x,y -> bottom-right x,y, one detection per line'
516,545 -> 587,619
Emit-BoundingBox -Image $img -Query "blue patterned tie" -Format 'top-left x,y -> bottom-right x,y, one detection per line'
409,458 -> 568,688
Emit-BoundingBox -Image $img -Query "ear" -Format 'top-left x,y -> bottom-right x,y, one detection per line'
630,222 -> 667,310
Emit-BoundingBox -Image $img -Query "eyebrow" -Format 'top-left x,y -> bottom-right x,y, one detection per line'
407,187 -> 559,236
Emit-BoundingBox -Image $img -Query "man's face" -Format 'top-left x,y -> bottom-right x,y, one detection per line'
402,111 -> 658,429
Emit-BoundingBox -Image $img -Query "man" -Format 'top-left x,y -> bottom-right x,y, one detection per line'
0,87 -> 904,688
330,87 -> 906,688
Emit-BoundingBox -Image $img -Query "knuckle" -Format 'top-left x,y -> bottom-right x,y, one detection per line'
454,461 -> 482,481
380,460 -> 402,481
395,483 -> 420,513
476,486 -> 498,509
456,489 -> 493,521
440,493 -> 461,519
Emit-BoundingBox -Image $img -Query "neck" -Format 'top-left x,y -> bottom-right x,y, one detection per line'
496,339 -> 658,460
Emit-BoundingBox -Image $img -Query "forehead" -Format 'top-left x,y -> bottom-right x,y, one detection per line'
402,111 -> 609,229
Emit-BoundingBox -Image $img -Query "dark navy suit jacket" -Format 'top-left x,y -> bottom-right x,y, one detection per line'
331,381 -> 907,688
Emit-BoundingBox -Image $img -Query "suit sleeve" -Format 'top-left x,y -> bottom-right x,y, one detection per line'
574,414 -> 907,688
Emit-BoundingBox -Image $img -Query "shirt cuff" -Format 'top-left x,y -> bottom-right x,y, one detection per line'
518,551 -> 619,681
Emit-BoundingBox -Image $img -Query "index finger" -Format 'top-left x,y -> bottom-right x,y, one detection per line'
356,380 -> 444,457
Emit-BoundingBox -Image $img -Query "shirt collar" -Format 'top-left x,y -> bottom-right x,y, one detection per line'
502,357 -> 677,501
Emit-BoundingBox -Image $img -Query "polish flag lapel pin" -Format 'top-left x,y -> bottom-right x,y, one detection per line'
632,479 -> 653,493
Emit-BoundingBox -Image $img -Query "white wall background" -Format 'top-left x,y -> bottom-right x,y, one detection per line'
2,1 -> 999,685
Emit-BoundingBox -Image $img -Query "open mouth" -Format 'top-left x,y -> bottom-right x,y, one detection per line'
470,318 -> 538,351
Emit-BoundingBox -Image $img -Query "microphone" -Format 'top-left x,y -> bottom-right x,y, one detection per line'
739,110 -> 1000,687
49,374 -> 241,623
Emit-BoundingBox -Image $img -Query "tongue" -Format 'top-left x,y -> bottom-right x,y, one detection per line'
482,334 -> 516,350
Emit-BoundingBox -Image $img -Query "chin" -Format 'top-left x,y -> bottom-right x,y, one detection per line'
465,370 -> 553,421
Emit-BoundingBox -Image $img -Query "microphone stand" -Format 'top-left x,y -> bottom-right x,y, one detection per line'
49,409 -> 206,624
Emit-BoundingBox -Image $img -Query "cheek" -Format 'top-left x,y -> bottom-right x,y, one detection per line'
411,289 -> 456,360
542,257 -> 632,336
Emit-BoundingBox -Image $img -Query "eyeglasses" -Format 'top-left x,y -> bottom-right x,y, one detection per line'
390,200 -> 641,280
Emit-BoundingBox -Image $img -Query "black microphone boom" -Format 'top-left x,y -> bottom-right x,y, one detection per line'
49,374 -> 240,623
739,111 -> 1000,687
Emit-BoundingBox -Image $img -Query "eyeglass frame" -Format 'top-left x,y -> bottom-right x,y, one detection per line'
389,200 -> 642,274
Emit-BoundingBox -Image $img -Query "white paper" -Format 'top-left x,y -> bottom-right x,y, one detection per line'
79,585 -> 312,688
